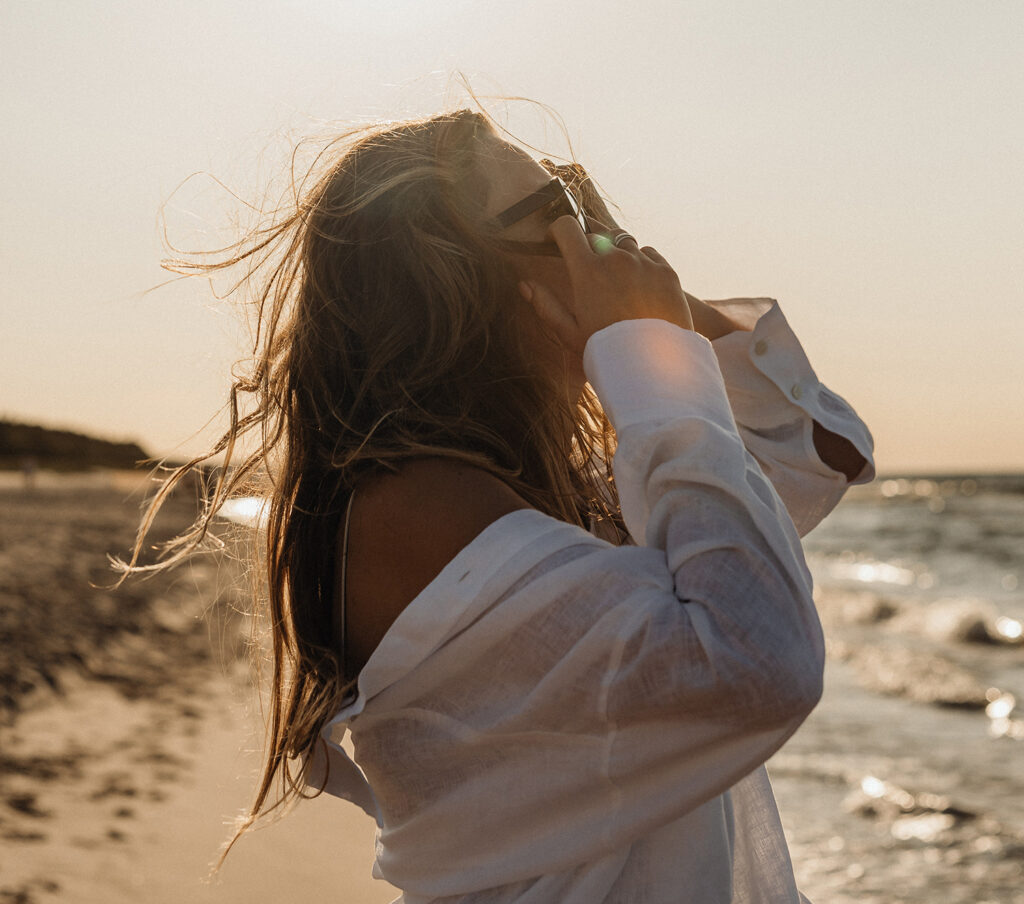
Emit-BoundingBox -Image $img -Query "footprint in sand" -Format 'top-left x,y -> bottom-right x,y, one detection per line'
1,828 -> 47,843
5,794 -> 51,819
0,878 -> 60,903
88,772 -> 138,801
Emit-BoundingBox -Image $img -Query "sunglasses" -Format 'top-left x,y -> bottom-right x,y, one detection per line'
492,176 -> 590,256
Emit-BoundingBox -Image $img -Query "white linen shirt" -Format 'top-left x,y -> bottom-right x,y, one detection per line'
310,299 -> 875,904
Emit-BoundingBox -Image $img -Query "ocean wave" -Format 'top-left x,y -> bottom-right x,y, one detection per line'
888,597 -> 1024,646
828,641 -> 990,709
815,586 -> 1023,647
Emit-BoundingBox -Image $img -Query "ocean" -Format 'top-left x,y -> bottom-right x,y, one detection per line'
771,473 -> 1024,903
805,473 -> 1023,717
808,474 -> 1024,624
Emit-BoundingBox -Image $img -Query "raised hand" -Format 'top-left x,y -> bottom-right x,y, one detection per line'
537,160 -> 736,342
519,216 -> 694,357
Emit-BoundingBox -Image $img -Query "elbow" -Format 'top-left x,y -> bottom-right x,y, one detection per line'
761,589 -> 827,725
773,580 -> 826,722
740,664 -> 821,736
698,626 -> 824,733
707,658 -> 822,738
742,630 -> 825,732
780,609 -> 826,719
682,548 -> 825,728
790,660 -> 824,719
769,647 -> 824,728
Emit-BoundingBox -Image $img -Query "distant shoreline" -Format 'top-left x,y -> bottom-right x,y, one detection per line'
0,418 -> 150,472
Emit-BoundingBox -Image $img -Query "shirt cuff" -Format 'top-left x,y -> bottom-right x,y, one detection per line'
710,300 -> 875,483
582,319 -> 738,435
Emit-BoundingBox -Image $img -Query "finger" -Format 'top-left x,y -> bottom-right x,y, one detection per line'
587,233 -> 616,256
518,280 -> 583,355
640,245 -> 668,264
575,179 -> 619,226
581,214 -> 616,239
547,215 -> 596,278
612,231 -> 640,252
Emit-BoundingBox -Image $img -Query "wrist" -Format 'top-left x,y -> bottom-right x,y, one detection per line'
686,294 -> 745,341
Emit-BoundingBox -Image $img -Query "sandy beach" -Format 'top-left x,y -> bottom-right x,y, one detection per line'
1,666 -> 393,903
1,472 -> 1021,903
0,472 -> 396,903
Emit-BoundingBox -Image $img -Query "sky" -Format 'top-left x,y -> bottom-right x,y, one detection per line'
2,0 -> 1022,475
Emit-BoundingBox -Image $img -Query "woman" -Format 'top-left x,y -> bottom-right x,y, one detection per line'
123,108 -> 873,902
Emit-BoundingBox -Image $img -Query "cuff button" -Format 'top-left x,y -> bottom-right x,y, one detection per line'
753,339 -> 768,356
790,383 -> 803,400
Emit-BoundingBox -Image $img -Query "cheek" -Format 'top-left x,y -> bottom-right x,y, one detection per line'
513,257 -> 575,355
515,258 -> 573,311
512,260 -> 587,397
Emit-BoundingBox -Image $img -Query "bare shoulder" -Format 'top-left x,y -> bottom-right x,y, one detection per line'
342,459 -> 533,667
352,457 -> 533,560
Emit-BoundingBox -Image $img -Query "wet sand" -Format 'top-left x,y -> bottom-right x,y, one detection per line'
1,473 -> 1021,903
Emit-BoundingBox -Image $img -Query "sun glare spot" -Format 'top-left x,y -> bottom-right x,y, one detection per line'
216,496 -> 269,529
994,617 -> 1022,640
881,479 -> 900,498
861,776 -> 886,798
985,692 -> 1016,720
891,812 -> 955,842
832,560 -> 917,586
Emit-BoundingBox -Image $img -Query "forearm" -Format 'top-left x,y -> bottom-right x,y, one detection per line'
585,318 -> 823,707
685,292 -> 744,341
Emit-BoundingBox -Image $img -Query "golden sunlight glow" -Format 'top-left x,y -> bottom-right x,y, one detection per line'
216,496 -> 269,529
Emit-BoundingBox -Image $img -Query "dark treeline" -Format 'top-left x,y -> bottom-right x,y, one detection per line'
0,420 -> 149,471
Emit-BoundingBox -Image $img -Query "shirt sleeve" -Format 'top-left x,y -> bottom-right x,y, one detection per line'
353,319 -> 827,894
705,298 -> 875,535
579,318 -> 825,841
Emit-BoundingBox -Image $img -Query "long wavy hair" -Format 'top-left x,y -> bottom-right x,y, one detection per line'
115,107 -> 620,859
